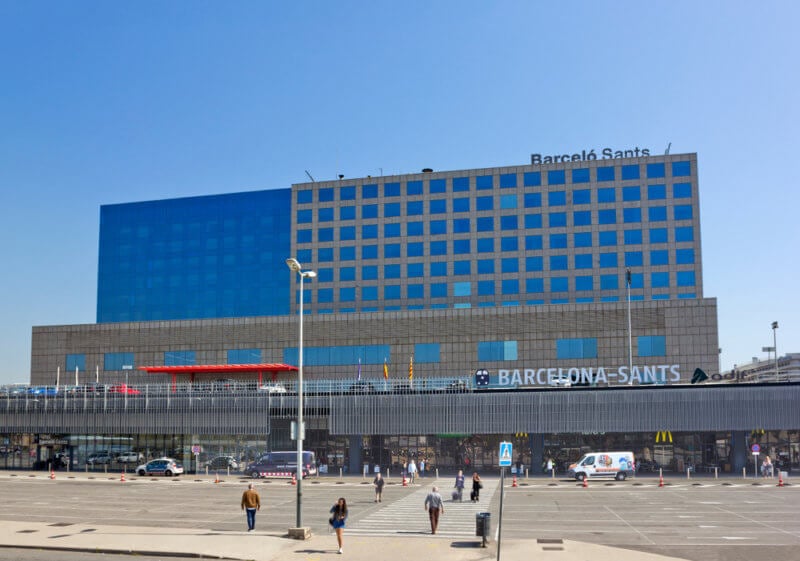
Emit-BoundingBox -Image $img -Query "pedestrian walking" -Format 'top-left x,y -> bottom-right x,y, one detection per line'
454,469 -> 465,502
471,472 -> 482,502
546,456 -> 554,475
240,483 -> 261,531
329,497 -> 348,554
424,486 -> 445,534
419,458 -> 426,478
373,472 -> 385,502
408,459 -> 418,483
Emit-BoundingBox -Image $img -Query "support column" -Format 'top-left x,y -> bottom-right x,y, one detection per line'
530,434 -> 544,475
348,435 -> 362,476
730,430 -> 748,474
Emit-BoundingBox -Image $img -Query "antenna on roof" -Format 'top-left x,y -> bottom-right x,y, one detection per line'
665,142 -> 671,155
304,170 -> 315,182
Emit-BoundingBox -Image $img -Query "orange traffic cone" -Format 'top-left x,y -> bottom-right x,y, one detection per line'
402,474 -> 408,487
659,473 -> 664,487
512,475 -> 518,487
49,469 -> 55,480
582,475 -> 588,488
291,473 -> 297,486
777,473 -> 784,487
120,472 -> 126,483
214,472 -> 220,484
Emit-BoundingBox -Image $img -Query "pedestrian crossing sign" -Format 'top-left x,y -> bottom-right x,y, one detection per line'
499,441 -> 512,466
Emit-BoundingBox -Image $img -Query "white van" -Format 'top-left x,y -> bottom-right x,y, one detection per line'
568,451 -> 635,481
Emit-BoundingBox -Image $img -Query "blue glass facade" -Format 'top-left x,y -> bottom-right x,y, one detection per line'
97,189 -> 292,322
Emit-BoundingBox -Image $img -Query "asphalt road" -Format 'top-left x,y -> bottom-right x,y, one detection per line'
1,473 -> 799,561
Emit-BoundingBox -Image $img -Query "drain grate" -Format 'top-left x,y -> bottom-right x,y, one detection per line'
537,539 -> 564,544
543,546 -> 565,551
49,522 -> 74,527
17,530 -> 38,534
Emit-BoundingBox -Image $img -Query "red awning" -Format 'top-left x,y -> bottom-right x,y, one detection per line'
138,363 -> 298,374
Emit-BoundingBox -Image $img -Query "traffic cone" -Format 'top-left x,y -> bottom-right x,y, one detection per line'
582,475 -> 588,488
659,473 -> 664,487
291,473 -> 297,486
777,473 -> 784,487
214,472 -> 220,484
512,475 -> 518,487
402,474 -> 408,487
49,469 -> 55,480
120,472 -> 126,483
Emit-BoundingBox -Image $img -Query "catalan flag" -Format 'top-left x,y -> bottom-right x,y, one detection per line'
408,355 -> 414,383
383,358 -> 389,380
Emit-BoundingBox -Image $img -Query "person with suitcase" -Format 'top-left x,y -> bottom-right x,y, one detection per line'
453,469 -> 465,502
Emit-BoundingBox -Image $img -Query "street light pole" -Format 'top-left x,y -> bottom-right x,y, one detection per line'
772,321 -> 779,381
626,268 -> 633,383
286,257 -> 316,530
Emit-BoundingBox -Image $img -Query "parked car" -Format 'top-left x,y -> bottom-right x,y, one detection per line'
116,451 -> 144,463
86,451 -> 114,465
28,386 -> 58,397
136,458 -> 184,476
108,384 -> 141,395
257,383 -> 287,394
245,450 -> 317,479
205,455 -> 239,470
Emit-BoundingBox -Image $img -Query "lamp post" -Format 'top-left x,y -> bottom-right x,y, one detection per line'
286,257 -> 316,530
772,321 -> 779,381
626,268 -> 633,383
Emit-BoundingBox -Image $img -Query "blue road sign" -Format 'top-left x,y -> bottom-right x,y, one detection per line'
499,441 -> 513,466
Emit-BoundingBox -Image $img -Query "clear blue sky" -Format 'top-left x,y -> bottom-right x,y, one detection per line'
0,1 -> 797,385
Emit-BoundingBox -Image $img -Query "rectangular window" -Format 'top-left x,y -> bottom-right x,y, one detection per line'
318,208 -> 334,222
550,255 -> 568,270
676,248 -> 695,264
296,209 -> 312,223
551,276 -> 568,292
556,338 -> 598,359
575,275 -> 593,291
407,284 -> 424,299
384,182 -> 401,197
500,173 -> 517,188
638,335 -> 666,357
502,279 -> 519,295
501,236 -> 518,252
406,180 -> 424,196
407,201 -> 424,215
384,285 -> 401,300
318,187 -> 334,202
454,260 -> 471,275
500,194 -> 517,209
340,226 -> 356,241
362,184 -> 378,198
431,262 -> 448,276
597,187 -> 616,203
623,208 -> 642,223
362,245 -> 378,259
384,243 -> 401,258
476,196 -> 493,211
526,277 -> 544,293
453,239 -> 471,254
477,238 -> 494,253
362,286 -> 378,300
600,274 -> 618,290
647,184 -> 666,199
453,218 -> 470,233
624,251 -> 643,266
362,204 -> 378,219
476,175 -> 494,190
598,209 -> 616,224
599,252 -> 618,268
478,341 -> 518,361
574,232 -> 592,247
674,205 -> 693,220
407,263 -> 424,277
524,193 -> 542,208
430,220 -> 447,235
318,247 -> 334,261
599,231 -> 617,246
547,170 -> 565,185
384,202 -> 401,218
548,191 -> 566,206
340,185 -> 356,200
478,259 -> 494,274
550,233 -> 567,249
650,250 -> 669,265
478,280 -> 494,296
651,271 -> 669,288
525,235 -> 543,250
673,182 -> 692,198
526,256 -> 543,271
340,287 -> 356,301
453,197 -> 470,212
430,199 -> 447,214
340,246 -> 355,261
597,167 -> 615,182
297,189 -> 313,204
297,229 -> 312,244
384,223 -> 401,238
675,226 -> 694,242
340,206 -> 356,220
164,350 -> 195,366
672,161 -> 691,177
340,266 -> 355,281
454,281 -> 471,296
385,264 -> 401,278
501,257 -> 519,273
430,240 -> 447,256
428,178 -> 445,194
523,171 -> 541,186
573,189 -> 591,204
549,212 -> 567,227
624,229 -> 643,245
572,168 -> 590,183
650,228 -> 668,243
621,164 -> 640,180
525,214 -> 542,229
623,186 -> 641,201
362,265 -> 378,281
648,206 -> 668,221
407,243 -> 424,257
647,163 -> 666,178
362,224 -> 378,239
104,352 -> 135,371
573,210 -> 591,226
317,268 -> 333,282
477,217 -> 494,232
407,221 -> 423,236
452,176 -> 470,192
415,343 -> 441,363
574,253 -> 592,269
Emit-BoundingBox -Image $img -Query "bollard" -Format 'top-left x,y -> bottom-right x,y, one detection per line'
339,467 -> 343,480
742,467 -> 746,480
551,467 -> 555,479
387,468 -> 391,480
714,466 -> 718,479
435,468 -> 439,479
363,465 -> 367,479
525,468 -> 529,480
227,466 -> 230,477
686,467 -> 691,480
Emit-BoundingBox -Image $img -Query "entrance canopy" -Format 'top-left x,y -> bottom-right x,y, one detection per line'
138,363 -> 298,387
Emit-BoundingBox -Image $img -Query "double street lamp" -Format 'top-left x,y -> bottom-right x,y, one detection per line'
286,257 -> 316,530
772,321 -> 779,381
